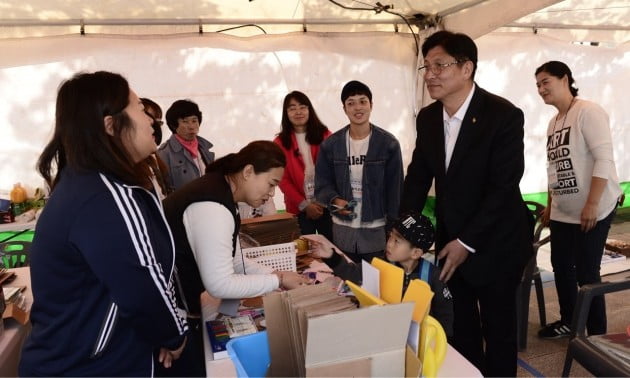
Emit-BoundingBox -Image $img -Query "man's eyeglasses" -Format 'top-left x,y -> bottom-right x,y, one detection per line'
418,60 -> 468,75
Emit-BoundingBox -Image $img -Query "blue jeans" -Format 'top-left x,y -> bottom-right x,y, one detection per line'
549,208 -> 615,335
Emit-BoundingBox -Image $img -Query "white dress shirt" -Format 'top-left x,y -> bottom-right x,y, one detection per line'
442,84 -> 476,252
443,84 -> 476,170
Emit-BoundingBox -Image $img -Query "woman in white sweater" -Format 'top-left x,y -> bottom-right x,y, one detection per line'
535,61 -> 622,339
162,141 -> 307,376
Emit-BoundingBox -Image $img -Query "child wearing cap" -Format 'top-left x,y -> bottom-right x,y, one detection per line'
305,211 -> 453,337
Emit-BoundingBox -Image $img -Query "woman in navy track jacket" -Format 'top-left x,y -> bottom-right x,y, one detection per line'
19,71 -> 188,376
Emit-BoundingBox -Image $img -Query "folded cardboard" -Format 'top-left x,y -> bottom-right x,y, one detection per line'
304,302 -> 414,377
264,283 -> 415,377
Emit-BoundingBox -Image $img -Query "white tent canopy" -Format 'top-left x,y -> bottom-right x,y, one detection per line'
2,0 -> 628,43
1,0 -> 628,208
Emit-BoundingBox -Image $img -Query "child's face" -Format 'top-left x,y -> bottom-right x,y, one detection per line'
385,229 -> 420,263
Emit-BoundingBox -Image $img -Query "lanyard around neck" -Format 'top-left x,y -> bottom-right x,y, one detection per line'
552,97 -> 576,133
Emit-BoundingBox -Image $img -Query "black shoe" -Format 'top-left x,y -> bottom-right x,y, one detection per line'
538,320 -> 571,339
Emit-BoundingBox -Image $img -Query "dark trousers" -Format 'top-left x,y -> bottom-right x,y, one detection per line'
155,317 -> 205,377
345,250 -> 385,264
448,271 -> 521,377
297,209 -> 333,242
549,208 -> 615,335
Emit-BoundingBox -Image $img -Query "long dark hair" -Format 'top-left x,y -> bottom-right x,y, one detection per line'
278,91 -> 329,150
535,61 -> 579,97
38,71 -> 153,190
207,140 -> 286,175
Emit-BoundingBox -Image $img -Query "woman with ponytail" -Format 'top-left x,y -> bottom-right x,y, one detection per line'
20,71 -> 187,376
535,61 -> 622,339
162,140 -> 308,376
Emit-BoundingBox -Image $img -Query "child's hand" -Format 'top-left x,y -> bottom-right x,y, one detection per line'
301,234 -> 336,258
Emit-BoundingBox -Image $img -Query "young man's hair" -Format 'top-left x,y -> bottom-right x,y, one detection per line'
340,80 -> 372,103
278,90 -> 329,150
422,30 -> 478,79
165,99 -> 203,133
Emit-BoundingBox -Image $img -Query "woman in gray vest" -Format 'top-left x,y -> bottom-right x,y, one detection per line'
162,140 -> 308,376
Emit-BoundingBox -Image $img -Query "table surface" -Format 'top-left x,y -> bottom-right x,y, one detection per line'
200,292 -> 482,377
0,220 -> 36,234
0,267 -> 32,377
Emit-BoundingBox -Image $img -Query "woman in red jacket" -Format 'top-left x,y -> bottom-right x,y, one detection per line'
274,91 -> 332,240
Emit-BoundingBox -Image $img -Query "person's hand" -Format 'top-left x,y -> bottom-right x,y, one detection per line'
303,238 -> 334,259
331,198 -> 352,216
580,202 -> 598,232
275,271 -> 310,289
305,203 -> 324,220
437,240 -> 469,283
158,336 -> 187,368
541,206 -> 551,227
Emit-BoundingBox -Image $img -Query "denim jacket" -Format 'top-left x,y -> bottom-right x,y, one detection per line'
315,124 -> 403,223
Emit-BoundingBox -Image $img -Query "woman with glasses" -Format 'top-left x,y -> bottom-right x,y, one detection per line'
273,91 -> 333,240
141,97 -> 170,198
157,99 -> 215,191
141,97 -> 164,145
535,61 -> 622,339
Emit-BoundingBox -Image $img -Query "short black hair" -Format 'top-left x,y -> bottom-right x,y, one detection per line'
341,80 -> 372,103
535,61 -> 579,97
165,99 -> 203,133
422,30 -> 478,79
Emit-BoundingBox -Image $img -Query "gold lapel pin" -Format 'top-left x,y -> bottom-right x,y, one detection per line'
472,117 -> 477,123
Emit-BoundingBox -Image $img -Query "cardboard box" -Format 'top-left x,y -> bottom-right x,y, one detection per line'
304,302 -> 414,377
263,285 -> 415,377
2,302 -> 29,325
240,213 -> 300,246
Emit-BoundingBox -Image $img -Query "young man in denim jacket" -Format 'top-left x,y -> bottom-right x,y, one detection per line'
315,80 -> 403,263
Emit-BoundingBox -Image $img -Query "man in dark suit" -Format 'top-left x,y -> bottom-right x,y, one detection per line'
401,31 -> 533,376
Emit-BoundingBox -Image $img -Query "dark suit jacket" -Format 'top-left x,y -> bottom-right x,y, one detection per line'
401,85 -> 533,286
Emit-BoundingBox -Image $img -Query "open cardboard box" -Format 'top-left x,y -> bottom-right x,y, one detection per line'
264,284 -> 420,377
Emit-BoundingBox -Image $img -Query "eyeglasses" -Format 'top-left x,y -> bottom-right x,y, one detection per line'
418,60 -> 467,75
152,120 -> 164,127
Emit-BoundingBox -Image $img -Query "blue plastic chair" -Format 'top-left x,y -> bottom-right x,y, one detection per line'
226,331 -> 270,378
